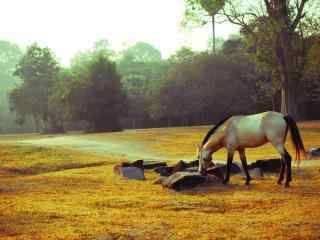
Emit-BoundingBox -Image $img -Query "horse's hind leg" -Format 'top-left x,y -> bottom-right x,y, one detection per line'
223,150 -> 235,184
271,143 -> 289,186
284,149 -> 292,187
238,149 -> 251,185
277,158 -> 286,185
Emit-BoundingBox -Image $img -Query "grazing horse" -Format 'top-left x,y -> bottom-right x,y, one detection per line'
197,111 -> 306,187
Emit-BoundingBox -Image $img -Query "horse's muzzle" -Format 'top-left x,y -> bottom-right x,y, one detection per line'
199,168 -> 207,176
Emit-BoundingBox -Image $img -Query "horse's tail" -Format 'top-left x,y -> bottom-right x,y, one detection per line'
283,115 -> 307,162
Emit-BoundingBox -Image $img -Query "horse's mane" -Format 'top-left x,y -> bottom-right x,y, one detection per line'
201,115 -> 232,146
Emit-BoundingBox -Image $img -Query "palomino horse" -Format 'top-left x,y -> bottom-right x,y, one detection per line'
197,111 -> 306,187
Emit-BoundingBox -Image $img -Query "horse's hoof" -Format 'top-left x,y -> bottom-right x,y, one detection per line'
285,182 -> 290,188
245,181 -> 250,185
277,180 -> 283,185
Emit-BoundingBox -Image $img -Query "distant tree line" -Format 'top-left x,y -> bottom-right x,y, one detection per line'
0,33 -> 320,134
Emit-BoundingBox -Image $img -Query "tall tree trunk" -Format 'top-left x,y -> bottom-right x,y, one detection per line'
276,32 -> 299,118
212,14 -> 215,54
267,0 -> 300,118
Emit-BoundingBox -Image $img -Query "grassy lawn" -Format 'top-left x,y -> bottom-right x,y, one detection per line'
77,122 -> 320,161
0,124 -> 320,239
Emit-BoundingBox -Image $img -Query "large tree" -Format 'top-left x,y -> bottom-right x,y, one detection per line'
10,43 -> 62,132
117,42 -> 165,128
220,0 -> 320,117
0,40 -> 26,133
152,51 -> 265,126
66,51 -> 127,132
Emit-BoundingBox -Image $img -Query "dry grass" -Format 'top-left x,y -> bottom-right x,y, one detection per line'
0,124 -> 320,240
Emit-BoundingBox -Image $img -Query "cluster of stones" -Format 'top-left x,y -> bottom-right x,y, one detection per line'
113,158 -> 282,191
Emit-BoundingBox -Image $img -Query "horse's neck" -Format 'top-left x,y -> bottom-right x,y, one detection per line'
203,133 -> 223,154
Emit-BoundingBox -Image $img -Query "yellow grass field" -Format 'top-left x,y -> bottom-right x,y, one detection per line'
0,123 -> 320,240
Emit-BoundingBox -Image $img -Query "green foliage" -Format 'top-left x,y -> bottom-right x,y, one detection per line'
119,42 -> 161,64
199,0 -> 225,16
9,43 -> 62,132
0,40 -> 30,133
66,52 -> 127,132
151,51 -> 266,125
182,0 -> 225,27
182,0 -> 209,28
117,42 -> 165,128
168,46 -> 196,64
0,41 -> 22,90
303,37 -> 320,102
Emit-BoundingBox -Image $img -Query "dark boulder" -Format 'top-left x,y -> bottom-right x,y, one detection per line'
113,166 -> 145,180
248,167 -> 264,179
188,159 -> 199,167
154,166 -> 174,177
184,167 -> 198,173
155,161 -> 240,177
154,160 -> 199,177
160,172 -> 207,191
205,163 -> 241,177
154,160 -> 210,176
113,160 -> 145,180
142,160 -> 167,169
116,160 -> 144,170
172,160 -> 189,173
206,166 -> 224,180
309,147 -> 320,157
156,172 -> 223,191
248,159 -> 281,172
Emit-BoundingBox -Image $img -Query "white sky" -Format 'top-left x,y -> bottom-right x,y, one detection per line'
0,0 -> 238,66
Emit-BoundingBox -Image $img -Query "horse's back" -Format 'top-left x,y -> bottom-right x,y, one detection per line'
225,111 -> 286,149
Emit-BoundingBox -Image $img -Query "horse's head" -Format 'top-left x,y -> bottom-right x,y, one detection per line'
196,145 -> 214,175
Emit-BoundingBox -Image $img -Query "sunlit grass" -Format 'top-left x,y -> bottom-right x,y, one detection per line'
0,123 -> 320,239
78,123 -> 320,161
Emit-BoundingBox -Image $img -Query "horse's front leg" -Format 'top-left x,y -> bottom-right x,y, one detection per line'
239,149 -> 251,185
223,151 -> 234,184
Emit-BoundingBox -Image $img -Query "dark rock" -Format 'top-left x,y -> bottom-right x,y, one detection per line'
172,160 -> 189,173
248,159 -> 281,172
154,166 -> 174,176
188,160 -> 199,167
154,161 -> 240,178
115,160 -> 167,172
153,177 -> 168,185
113,161 -> 145,180
113,166 -> 145,180
229,163 -> 242,174
117,160 -> 144,170
309,147 -> 320,157
158,172 -> 223,191
205,174 -> 223,184
154,160 -> 199,177
161,172 -> 207,191
248,167 -> 264,179
142,160 -> 167,169
206,163 -> 241,177
184,167 -> 199,172
206,166 -> 224,180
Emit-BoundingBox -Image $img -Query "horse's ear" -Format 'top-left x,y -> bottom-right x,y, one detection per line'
195,144 -> 202,155
195,144 -> 200,154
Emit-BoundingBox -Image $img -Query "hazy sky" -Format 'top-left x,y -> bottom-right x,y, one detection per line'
0,0 -> 238,65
